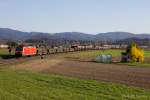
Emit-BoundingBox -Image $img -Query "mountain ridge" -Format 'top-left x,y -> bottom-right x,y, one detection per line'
0,28 -> 150,41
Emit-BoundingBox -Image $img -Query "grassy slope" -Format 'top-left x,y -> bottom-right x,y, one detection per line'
0,68 -> 149,100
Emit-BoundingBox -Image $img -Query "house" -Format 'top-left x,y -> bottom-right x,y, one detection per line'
0,44 -> 9,48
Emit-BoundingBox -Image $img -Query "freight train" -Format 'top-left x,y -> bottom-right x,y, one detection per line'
15,44 -> 123,57
15,44 -> 94,57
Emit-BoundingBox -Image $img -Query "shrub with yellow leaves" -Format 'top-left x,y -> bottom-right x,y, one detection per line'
129,42 -> 144,62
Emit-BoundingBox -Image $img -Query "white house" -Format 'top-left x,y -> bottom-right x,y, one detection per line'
0,44 -> 8,48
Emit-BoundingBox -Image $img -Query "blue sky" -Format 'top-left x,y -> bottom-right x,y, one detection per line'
0,0 -> 150,34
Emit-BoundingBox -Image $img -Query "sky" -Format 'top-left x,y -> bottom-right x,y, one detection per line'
0,0 -> 150,34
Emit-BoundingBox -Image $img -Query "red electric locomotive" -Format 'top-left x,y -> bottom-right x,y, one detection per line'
15,45 -> 37,56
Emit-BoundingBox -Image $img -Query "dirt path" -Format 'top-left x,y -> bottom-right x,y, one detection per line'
12,58 -> 150,89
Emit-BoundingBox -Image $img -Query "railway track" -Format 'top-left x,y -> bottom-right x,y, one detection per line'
0,56 -> 41,66
0,50 -> 76,66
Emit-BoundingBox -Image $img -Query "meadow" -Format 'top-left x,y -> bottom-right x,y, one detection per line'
0,67 -> 149,100
144,50 -> 150,57
0,48 -> 15,59
0,49 -> 150,99
63,49 -> 123,60
61,49 -> 150,67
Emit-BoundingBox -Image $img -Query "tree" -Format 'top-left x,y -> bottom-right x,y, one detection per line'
127,42 -> 144,62
7,41 -> 18,48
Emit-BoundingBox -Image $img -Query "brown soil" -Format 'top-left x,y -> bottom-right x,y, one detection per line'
12,56 -> 150,89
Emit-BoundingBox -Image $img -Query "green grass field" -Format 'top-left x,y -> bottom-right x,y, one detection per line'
0,49 -> 9,55
63,49 -> 123,60
62,49 -> 150,67
63,49 -> 150,59
0,67 -> 149,100
0,48 -> 15,55
0,48 -> 15,59
0,49 -> 150,99
144,50 -> 150,57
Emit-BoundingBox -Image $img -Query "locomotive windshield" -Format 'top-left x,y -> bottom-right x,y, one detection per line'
16,47 -> 23,51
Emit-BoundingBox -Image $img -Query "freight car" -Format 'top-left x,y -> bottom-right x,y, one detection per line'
15,45 -> 37,56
